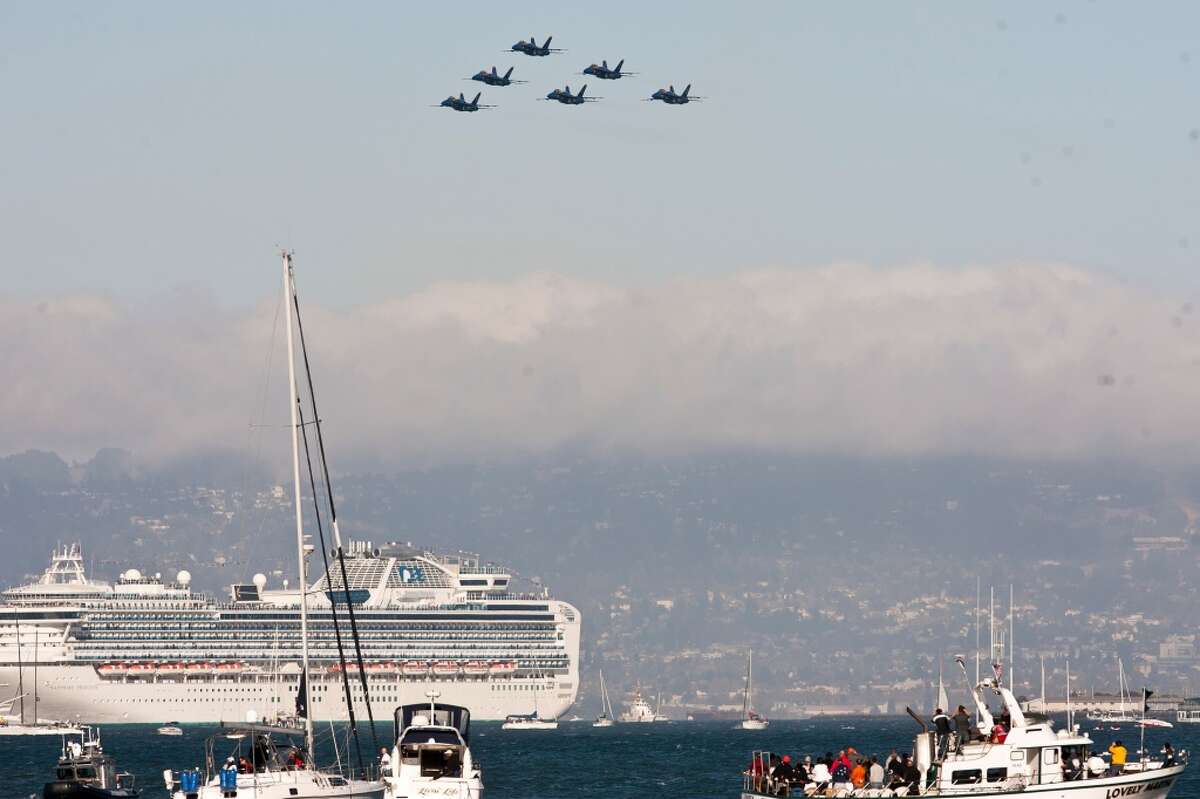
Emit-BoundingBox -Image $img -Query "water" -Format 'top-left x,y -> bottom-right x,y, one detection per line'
4,717 -> 1199,798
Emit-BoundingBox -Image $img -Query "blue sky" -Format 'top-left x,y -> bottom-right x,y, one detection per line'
3,1 -> 1200,308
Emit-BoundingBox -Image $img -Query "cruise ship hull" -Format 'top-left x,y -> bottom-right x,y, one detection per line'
2,664 -> 575,724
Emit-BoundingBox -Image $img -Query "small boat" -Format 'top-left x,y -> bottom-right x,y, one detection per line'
43,726 -> 139,797
489,661 -> 517,676
432,660 -> 460,677
125,662 -> 156,679
738,651 -> 768,730
157,722 -> 183,736
95,663 -> 127,679
593,669 -> 616,727
213,661 -> 243,677
620,686 -> 656,723
462,660 -> 489,677
156,662 -> 186,678
501,713 -> 559,730
184,662 -> 212,677
401,661 -> 430,677
366,661 -> 397,677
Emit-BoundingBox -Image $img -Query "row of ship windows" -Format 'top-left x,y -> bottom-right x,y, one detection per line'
76,622 -> 558,632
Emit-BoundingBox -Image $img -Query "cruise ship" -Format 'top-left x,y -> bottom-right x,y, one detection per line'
0,542 -> 580,723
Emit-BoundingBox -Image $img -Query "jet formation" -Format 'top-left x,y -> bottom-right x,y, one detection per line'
436,35 -> 700,112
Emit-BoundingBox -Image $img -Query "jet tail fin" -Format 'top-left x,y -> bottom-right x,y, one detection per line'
682,84 -> 691,98
471,92 -> 481,105
503,66 -> 513,80
578,84 -> 586,97
543,36 -> 552,49
615,59 -> 624,74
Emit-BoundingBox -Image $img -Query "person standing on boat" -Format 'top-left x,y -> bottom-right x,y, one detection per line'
901,754 -> 922,796
932,707 -> 951,760
868,756 -> 885,789
1162,742 -> 1176,767
380,747 -> 392,777
1108,740 -> 1127,776
220,757 -> 238,798
953,705 -> 972,752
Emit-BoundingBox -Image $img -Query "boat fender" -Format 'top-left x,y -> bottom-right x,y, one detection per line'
1087,756 -> 1106,776
163,768 -> 174,790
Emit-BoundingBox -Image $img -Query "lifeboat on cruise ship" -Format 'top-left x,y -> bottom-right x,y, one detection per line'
327,662 -> 344,675
157,661 -> 186,678
214,661 -> 244,676
432,660 -> 460,678
366,661 -> 397,676
489,661 -> 517,676
462,661 -> 489,676
126,662 -> 156,679
402,661 -> 430,677
185,661 -> 213,677
96,662 -> 127,678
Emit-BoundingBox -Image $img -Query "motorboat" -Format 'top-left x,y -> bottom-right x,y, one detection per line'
386,695 -> 483,799
739,663 -> 1186,798
620,686 -> 656,723
157,722 -> 183,736
43,726 -> 139,798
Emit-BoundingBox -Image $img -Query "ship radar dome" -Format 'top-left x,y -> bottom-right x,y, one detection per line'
253,573 -> 267,590
124,568 -> 142,581
176,570 -> 192,586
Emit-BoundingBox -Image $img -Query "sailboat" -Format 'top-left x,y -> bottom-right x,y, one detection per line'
593,670 -> 616,727
936,659 -> 950,713
0,616 -> 82,735
163,252 -> 384,799
1087,656 -> 1138,726
503,672 -> 559,729
739,651 -> 768,730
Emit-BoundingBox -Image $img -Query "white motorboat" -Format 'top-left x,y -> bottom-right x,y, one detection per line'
740,660 -> 1186,799
738,652 -> 768,730
157,721 -> 183,736
593,669 -> 616,727
163,253 -> 384,799
385,694 -> 483,799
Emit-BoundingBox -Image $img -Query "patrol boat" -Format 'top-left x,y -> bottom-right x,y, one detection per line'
43,726 -> 139,798
739,671 -> 1186,798
386,694 -> 483,799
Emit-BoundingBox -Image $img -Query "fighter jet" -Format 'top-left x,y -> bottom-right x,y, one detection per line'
470,66 -> 525,87
582,59 -> 633,80
647,84 -> 701,105
511,35 -> 562,57
542,84 -> 598,105
438,92 -> 493,112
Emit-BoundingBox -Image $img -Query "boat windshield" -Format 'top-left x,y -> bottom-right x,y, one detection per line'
400,729 -> 461,746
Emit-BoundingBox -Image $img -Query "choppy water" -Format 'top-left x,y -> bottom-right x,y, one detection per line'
4,717 -> 1198,798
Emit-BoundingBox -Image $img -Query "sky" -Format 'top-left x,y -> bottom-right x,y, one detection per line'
3,2 -> 1200,465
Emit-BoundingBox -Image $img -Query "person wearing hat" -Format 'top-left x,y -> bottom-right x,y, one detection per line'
792,756 -> 810,786
773,754 -> 795,793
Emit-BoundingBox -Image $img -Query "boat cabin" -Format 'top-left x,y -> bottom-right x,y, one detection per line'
393,702 -> 473,780
43,727 -> 137,798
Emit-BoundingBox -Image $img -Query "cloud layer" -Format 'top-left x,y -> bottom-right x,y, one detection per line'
3,263 -> 1198,465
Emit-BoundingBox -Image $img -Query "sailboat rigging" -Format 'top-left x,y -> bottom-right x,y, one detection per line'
740,651 -> 768,730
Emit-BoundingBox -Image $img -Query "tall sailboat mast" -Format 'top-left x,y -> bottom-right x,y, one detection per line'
283,251 -> 315,756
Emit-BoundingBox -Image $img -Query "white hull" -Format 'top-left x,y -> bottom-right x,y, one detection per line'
2,665 -> 574,723
172,770 -> 384,799
740,764 -> 1183,797
0,723 -> 84,736
501,720 -> 558,730
739,719 -> 768,730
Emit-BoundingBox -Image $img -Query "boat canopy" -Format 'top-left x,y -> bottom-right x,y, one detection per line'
395,703 -> 471,743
